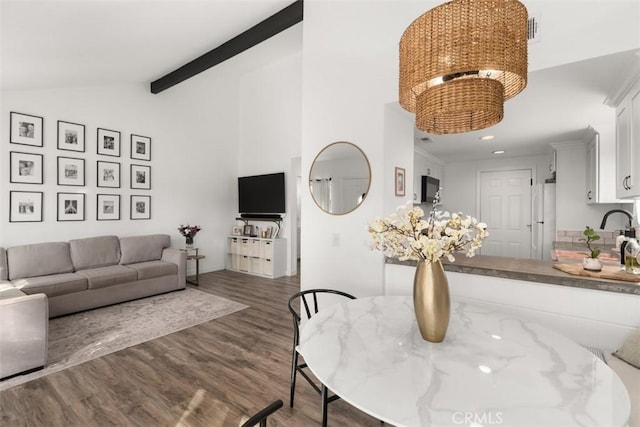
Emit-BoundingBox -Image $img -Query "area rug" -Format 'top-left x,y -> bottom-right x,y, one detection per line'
0,288 -> 248,391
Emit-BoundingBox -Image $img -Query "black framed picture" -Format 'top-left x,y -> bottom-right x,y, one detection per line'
97,161 -> 120,188
57,156 -> 85,186
130,195 -> 151,220
10,191 -> 43,222
130,134 -> 151,161
130,164 -> 151,189
57,120 -> 85,152
10,151 -> 43,184
97,128 -> 121,157
97,194 -> 120,221
57,192 -> 85,221
10,112 -> 43,147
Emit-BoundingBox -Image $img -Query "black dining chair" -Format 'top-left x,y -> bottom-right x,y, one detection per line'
288,288 -> 356,427
239,399 -> 283,427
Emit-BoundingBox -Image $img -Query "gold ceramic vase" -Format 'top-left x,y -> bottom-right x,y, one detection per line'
413,260 -> 450,342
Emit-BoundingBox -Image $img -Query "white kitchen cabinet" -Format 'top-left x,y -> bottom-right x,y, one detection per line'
585,132 -> 598,203
616,79 -> 640,199
226,236 -> 286,278
585,125 -> 628,204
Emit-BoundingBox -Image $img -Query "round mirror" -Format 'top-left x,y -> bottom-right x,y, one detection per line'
309,141 -> 371,215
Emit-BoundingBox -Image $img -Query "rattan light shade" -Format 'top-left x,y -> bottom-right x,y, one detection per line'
399,0 -> 528,134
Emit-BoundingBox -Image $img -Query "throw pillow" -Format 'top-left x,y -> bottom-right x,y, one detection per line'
613,327 -> 640,369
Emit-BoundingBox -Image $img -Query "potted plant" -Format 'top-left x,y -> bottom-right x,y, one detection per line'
580,226 -> 602,272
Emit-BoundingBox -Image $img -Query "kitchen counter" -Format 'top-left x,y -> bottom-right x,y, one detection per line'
385,255 -> 640,295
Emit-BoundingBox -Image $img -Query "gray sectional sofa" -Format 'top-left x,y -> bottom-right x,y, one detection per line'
0,233 -> 186,379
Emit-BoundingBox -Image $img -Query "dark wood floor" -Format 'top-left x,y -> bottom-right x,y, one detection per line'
0,269 -> 381,426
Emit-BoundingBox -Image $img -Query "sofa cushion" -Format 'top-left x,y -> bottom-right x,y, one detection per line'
7,242 -> 74,280
126,260 -> 177,280
69,235 -> 120,271
12,273 -> 87,297
0,288 -> 26,299
119,234 -> 170,265
0,247 -> 7,281
75,265 -> 137,290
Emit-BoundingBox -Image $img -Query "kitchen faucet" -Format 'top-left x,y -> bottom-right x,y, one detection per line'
599,209 -> 634,230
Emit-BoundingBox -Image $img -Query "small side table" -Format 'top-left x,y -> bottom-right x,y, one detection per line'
181,248 -> 206,286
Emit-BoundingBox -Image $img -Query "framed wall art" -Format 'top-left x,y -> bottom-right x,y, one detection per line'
130,134 -> 151,161
130,195 -> 151,220
10,112 -> 43,147
395,167 -> 406,197
10,191 -> 43,222
10,151 -> 43,184
57,120 -> 85,152
130,164 -> 151,189
97,194 -> 120,221
97,128 -> 121,157
57,156 -> 85,186
97,161 -> 120,188
57,192 -> 85,221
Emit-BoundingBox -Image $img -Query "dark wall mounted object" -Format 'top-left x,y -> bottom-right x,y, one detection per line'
150,0 -> 303,94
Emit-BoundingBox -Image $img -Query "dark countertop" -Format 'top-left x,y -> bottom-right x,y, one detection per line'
385,255 -> 640,296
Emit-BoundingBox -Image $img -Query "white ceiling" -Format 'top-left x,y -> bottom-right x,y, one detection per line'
2,0 -> 639,163
418,49 -> 640,162
0,0 -> 295,91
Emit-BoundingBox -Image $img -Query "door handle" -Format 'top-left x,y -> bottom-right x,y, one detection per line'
587,190 -> 592,200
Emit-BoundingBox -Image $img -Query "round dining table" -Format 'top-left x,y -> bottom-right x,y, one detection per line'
297,296 -> 630,427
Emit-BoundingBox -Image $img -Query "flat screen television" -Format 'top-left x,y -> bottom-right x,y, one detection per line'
238,172 -> 286,216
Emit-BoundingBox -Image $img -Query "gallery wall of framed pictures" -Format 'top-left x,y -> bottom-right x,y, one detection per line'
7,111 -> 153,223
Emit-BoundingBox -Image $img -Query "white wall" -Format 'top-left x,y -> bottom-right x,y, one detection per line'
383,103 -> 415,213
236,25 -> 302,276
1,76 -> 239,275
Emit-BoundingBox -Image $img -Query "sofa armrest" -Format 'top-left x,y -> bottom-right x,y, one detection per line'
0,292 -> 48,378
161,248 -> 187,288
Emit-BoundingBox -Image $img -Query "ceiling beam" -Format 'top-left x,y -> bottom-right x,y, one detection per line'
150,0 -> 303,94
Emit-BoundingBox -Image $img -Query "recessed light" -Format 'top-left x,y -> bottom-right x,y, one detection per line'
492,150 -> 505,154
480,135 -> 495,141
479,365 -> 492,374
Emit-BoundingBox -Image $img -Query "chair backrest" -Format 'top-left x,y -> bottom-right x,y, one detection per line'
239,399 -> 283,427
288,289 -> 356,345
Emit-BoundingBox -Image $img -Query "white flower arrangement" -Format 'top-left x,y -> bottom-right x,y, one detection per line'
368,192 -> 489,263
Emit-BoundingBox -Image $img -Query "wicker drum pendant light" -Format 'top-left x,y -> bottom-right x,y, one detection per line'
399,0 -> 528,135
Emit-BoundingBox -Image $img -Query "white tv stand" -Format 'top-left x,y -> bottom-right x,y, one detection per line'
225,236 -> 286,279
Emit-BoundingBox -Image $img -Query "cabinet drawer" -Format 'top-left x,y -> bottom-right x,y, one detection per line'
262,240 -> 274,258
251,257 -> 262,274
230,254 -> 239,270
241,239 -> 250,256
251,239 -> 262,257
239,256 -> 250,272
263,258 -> 273,276
230,238 -> 239,255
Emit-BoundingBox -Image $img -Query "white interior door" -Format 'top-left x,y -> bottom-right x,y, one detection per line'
479,169 -> 532,258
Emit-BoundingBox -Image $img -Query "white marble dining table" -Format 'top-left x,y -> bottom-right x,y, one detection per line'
297,296 -> 630,427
